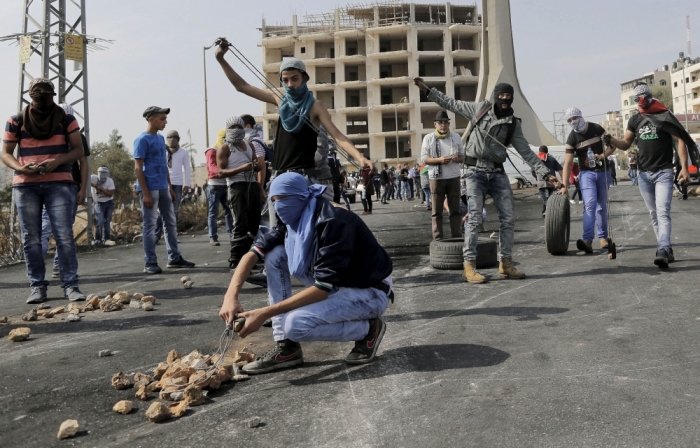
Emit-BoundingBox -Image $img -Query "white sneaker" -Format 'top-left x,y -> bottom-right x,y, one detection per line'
569,200 -> 575,204
577,201 -> 581,204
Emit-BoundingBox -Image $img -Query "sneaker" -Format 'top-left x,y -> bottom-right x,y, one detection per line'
577,201 -> 581,204
262,319 -> 273,327
51,266 -> 60,278
64,286 -> 86,302
345,318 -> 387,365
209,237 -> 220,246
167,257 -> 195,269
361,211 -> 371,215
576,239 -> 593,254
26,287 -> 47,304
654,249 -> 669,269
246,269 -> 268,287
143,264 -> 162,274
569,199 -> 575,204
242,339 -> 304,374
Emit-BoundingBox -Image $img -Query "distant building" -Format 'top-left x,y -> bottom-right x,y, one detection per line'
598,111 -> 624,140
670,54 -> 700,142
620,68 -> 670,131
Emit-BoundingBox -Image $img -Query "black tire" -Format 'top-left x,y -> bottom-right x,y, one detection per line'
429,237 -> 498,270
544,194 -> 570,255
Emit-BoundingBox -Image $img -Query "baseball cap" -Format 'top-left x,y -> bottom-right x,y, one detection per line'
143,106 -> 170,119
166,130 -> 180,138
279,58 -> 308,76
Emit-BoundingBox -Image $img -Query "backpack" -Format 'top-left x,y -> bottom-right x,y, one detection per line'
250,138 -> 273,163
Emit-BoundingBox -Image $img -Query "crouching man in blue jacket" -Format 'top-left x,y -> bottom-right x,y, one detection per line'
219,172 -> 393,374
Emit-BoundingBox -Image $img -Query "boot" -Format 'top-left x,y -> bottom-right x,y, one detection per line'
462,261 -> 486,284
499,257 -> 526,279
600,239 -> 609,249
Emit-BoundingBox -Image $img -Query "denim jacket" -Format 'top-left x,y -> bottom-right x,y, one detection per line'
427,88 -> 550,179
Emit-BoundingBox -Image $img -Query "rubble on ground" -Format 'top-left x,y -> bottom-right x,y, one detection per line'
22,309 -> 37,322
57,419 -> 79,439
0,316 -> 7,323
183,281 -> 194,289
244,416 -> 262,428
146,402 -> 171,423
7,327 -> 31,341
111,372 -> 135,390
99,350 -> 112,357
113,400 -> 133,414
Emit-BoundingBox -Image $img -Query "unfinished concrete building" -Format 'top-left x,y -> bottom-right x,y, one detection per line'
259,0 -> 558,168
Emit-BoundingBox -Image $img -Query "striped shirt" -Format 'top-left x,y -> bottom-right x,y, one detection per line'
3,114 -> 79,185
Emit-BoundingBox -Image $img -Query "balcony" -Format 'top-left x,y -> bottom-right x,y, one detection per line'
303,58 -> 336,67
367,50 -> 411,61
451,49 -> 480,60
448,23 -> 480,35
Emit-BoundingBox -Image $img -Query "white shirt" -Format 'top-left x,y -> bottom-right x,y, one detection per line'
167,146 -> 191,187
90,174 -> 115,203
226,141 -> 257,185
420,132 -> 464,180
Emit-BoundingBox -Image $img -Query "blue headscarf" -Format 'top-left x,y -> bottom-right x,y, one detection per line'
269,173 -> 327,277
278,82 -> 315,134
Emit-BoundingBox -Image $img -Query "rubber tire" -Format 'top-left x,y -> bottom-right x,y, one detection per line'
544,194 -> 570,255
429,237 -> 498,270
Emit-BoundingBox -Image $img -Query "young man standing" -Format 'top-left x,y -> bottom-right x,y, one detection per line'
165,130 -> 191,221
204,129 -> 233,246
240,114 -> 268,203
415,78 -> 557,283
214,38 -> 372,227
219,173 -> 393,374
420,110 -> 464,240
1,78 -> 87,303
91,165 -> 115,244
607,83 -> 692,268
216,116 -> 263,272
134,107 -> 195,274
559,107 -> 613,254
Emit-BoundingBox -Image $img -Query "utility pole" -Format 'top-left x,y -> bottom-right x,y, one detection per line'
203,44 -> 214,148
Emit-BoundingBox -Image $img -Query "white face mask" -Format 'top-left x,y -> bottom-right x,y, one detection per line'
569,117 -> 587,134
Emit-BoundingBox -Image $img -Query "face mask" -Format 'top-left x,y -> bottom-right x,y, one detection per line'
636,94 -> 652,109
273,198 -> 301,226
284,82 -> 309,101
569,118 -> 587,133
29,91 -> 54,110
98,172 -> 108,181
225,128 -> 246,146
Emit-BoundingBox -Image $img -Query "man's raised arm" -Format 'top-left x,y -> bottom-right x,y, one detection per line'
215,38 -> 279,106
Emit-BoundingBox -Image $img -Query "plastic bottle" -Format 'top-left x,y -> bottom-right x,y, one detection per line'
587,148 -> 596,169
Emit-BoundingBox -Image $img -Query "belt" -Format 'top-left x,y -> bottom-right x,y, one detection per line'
317,179 -> 333,185
464,156 -> 504,172
272,168 -> 319,176
373,281 -> 394,303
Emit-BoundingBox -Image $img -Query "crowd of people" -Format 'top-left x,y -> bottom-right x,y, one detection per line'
2,37 -> 696,376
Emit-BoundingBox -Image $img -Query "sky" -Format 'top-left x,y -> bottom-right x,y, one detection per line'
0,0 -> 697,166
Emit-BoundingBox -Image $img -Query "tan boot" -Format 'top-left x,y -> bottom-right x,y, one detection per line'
600,239 -> 609,249
462,261 -> 486,284
499,257 -> 526,279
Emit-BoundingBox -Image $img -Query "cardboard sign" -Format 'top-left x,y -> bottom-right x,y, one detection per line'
19,36 -> 32,64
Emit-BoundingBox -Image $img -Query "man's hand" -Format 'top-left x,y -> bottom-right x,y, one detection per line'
678,168 -> 691,185
215,37 -> 230,59
169,187 -> 176,202
37,159 -> 60,174
259,185 -> 267,202
237,308 -> 269,338
16,162 -> 39,175
357,156 -> 373,170
414,77 -> 428,92
218,298 -> 244,326
76,187 -> 87,205
142,192 -> 154,208
602,134 -> 612,147
556,186 -> 568,196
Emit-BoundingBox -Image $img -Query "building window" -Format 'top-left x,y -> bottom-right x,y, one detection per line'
624,100 -> 628,106
300,47 -> 305,54
625,114 -> 629,119
660,80 -> 667,86
674,81 -> 678,87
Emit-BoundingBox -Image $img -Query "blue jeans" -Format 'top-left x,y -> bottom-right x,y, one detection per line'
628,168 -> 638,185
579,171 -> 610,242
265,245 -> 390,343
94,200 -> 114,242
15,183 -> 79,289
423,187 -> 432,207
40,185 -> 80,270
156,184 -> 183,239
637,168 -> 674,252
463,170 -> 515,260
139,189 -> 181,265
206,184 -> 233,240
401,180 -> 411,199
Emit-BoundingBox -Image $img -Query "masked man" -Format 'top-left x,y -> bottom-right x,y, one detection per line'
219,173 -> 393,374
2,78 -> 86,303
415,78 -> 557,283
607,83 -> 693,268
91,165 -> 115,244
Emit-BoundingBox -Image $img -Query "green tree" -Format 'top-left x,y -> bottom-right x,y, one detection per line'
0,183 -> 12,210
90,129 -> 135,206
651,86 -> 673,112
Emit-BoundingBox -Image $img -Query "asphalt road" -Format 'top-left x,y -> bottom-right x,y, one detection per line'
1,182 -> 700,447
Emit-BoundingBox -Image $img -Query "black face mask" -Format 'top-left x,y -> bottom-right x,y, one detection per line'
493,83 -> 514,118
29,91 -> 54,111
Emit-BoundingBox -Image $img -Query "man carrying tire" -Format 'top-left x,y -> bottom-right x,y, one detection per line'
415,79 -> 557,284
558,107 -> 614,254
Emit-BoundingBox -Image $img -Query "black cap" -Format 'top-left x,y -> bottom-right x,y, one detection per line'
435,111 -> 450,121
143,106 -> 170,119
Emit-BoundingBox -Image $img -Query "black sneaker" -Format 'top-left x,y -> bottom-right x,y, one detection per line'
167,257 -> 195,269
576,239 -> 593,254
143,264 -> 162,274
345,318 -> 386,365
654,249 -> 669,269
241,339 -> 303,375
246,269 -> 267,287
